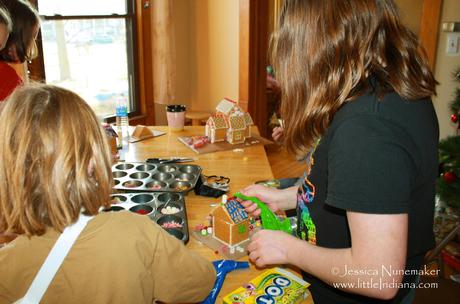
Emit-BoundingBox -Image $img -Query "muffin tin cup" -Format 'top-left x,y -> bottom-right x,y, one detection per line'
104,205 -> 125,212
158,203 -> 182,215
103,192 -> 189,243
122,180 -> 144,189
129,172 -> 150,179
157,215 -> 184,229
157,193 -> 181,203
129,204 -> 154,215
131,193 -> 155,204
136,164 -> 156,171
178,166 -> 200,174
146,180 -> 167,190
115,163 -> 135,170
112,162 -> 202,193
111,195 -> 128,204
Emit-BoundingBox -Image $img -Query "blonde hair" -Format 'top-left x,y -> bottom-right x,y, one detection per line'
0,84 -> 113,236
271,0 -> 437,157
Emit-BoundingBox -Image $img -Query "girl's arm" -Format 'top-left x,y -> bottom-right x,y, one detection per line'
248,212 -> 407,300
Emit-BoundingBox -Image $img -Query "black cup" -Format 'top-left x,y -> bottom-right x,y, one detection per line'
166,105 -> 186,112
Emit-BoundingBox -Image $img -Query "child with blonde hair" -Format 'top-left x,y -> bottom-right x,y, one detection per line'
0,84 -> 215,304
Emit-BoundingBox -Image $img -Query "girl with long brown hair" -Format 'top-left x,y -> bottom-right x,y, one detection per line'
0,84 -> 215,303
0,0 -> 40,101
241,0 -> 438,303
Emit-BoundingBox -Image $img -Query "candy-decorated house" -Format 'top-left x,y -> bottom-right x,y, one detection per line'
211,197 -> 250,246
205,98 -> 254,144
205,114 -> 228,143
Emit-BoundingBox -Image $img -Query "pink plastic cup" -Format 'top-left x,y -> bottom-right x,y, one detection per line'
166,105 -> 186,132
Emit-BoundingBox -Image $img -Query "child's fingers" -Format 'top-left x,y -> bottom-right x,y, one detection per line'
241,200 -> 262,217
243,202 -> 259,214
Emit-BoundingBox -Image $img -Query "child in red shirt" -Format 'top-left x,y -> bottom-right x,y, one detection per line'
0,0 -> 40,101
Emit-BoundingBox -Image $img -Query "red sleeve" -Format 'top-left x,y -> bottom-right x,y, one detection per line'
0,62 -> 23,101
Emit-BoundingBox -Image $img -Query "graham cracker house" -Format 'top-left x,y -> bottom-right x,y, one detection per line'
211,197 -> 250,246
205,114 -> 228,142
227,114 -> 246,144
243,112 -> 254,138
205,98 -> 254,144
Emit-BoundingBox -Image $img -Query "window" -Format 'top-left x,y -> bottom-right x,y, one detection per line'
33,0 -> 138,119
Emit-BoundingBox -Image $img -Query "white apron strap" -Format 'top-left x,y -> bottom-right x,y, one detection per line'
18,214 -> 94,304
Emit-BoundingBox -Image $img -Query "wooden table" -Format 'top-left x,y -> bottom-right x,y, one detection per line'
122,126 -> 313,303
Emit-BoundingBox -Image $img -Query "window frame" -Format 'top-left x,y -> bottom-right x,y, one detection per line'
28,0 -> 154,125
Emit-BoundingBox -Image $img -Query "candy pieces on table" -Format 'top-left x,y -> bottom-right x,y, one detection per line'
183,136 -> 210,148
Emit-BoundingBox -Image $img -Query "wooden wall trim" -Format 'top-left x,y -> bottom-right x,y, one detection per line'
239,0 -> 269,137
27,0 -> 46,82
136,0 -> 155,125
419,0 -> 443,70
28,0 -> 154,125
239,0 -> 250,112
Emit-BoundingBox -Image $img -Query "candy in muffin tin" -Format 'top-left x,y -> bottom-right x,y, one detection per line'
105,192 -> 189,243
112,162 -> 201,193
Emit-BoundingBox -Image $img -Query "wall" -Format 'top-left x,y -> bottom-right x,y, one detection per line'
433,0 -> 460,139
395,0 -> 423,34
394,0 -> 460,139
154,0 -> 456,132
154,0 -> 193,125
154,0 -> 239,125
189,0 -> 239,112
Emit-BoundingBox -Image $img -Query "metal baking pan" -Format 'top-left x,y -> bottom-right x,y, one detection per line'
112,162 -> 202,193
104,192 -> 189,243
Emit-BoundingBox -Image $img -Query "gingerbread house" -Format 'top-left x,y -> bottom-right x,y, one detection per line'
227,114 -> 246,144
211,197 -> 250,246
205,114 -> 228,142
243,112 -> 254,138
205,98 -> 254,144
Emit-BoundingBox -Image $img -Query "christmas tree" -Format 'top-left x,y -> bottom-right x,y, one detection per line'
437,67 -> 460,208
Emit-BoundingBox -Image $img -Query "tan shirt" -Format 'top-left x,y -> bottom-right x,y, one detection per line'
0,211 -> 215,303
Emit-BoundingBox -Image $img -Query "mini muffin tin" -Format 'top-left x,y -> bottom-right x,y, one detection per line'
105,192 -> 189,243
112,162 -> 202,193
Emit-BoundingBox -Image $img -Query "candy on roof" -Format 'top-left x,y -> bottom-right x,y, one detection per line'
224,198 -> 248,224
209,115 -> 228,129
228,115 -> 246,130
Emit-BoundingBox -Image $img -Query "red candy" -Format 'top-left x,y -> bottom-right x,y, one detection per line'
161,221 -> 183,228
136,209 -> 149,215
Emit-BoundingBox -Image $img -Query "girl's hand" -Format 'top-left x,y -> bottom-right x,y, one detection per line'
247,230 -> 296,267
239,184 -> 283,217
272,126 -> 284,144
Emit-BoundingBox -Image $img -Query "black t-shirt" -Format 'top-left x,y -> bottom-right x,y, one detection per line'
296,90 -> 439,303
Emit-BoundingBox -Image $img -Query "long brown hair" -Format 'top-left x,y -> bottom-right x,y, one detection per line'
271,0 -> 437,157
0,84 -> 113,236
0,0 -> 40,62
